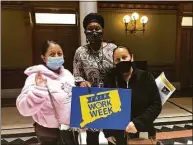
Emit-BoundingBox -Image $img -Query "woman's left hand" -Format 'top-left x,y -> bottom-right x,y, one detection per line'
125,122 -> 137,133
35,72 -> 47,87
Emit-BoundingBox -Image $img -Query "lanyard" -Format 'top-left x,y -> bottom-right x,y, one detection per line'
115,77 -> 130,89
126,80 -> 129,88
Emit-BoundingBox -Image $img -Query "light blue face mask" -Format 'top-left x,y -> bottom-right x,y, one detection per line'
46,57 -> 64,70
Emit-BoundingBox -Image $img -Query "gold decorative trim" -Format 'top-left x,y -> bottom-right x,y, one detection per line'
98,2 -> 178,10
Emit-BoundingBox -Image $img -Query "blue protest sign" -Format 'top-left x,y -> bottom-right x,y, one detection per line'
70,87 -> 131,130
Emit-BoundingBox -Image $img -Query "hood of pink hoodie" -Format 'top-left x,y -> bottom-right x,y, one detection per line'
24,64 -> 61,79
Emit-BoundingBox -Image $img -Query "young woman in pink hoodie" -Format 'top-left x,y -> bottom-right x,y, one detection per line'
16,40 -> 79,145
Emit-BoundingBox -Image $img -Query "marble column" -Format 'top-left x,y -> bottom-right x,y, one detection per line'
79,2 -> 97,45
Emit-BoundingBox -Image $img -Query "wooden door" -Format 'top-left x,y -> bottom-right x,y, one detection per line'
179,27 -> 193,88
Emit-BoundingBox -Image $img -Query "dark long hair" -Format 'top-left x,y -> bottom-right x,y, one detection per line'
41,40 -> 63,56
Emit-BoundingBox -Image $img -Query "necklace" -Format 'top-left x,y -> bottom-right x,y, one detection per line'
89,43 -> 102,54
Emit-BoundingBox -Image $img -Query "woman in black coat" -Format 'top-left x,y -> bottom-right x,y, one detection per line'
103,46 -> 162,145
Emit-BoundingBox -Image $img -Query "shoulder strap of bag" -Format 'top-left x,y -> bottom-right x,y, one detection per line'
47,87 -> 81,145
47,87 -> 61,125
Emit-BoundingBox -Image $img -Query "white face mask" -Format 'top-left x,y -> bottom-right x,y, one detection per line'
46,57 -> 64,70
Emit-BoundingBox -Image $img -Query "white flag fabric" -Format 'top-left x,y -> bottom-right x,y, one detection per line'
155,72 -> 176,105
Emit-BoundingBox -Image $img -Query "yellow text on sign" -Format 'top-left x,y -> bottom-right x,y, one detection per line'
80,90 -> 121,128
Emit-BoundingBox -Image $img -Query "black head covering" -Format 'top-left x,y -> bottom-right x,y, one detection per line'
83,13 -> 104,29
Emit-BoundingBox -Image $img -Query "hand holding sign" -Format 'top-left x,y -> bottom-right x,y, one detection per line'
80,81 -> 92,87
125,121 -> 137,133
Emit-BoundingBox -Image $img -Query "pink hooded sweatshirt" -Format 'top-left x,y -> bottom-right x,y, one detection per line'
16,64 -> 75,128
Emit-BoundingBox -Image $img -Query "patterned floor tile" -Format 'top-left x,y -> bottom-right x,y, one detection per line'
1,139 -> 9,145
160,126 -> 174,132
173,125 -> 186,131
160,139 -> 175,145
185,124 -> 193,130
187,140 -> 193,144
174,137 -> 188,144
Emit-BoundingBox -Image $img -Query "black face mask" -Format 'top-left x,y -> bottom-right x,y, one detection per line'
85,30 -> 103,43
115,61 -> 132,74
